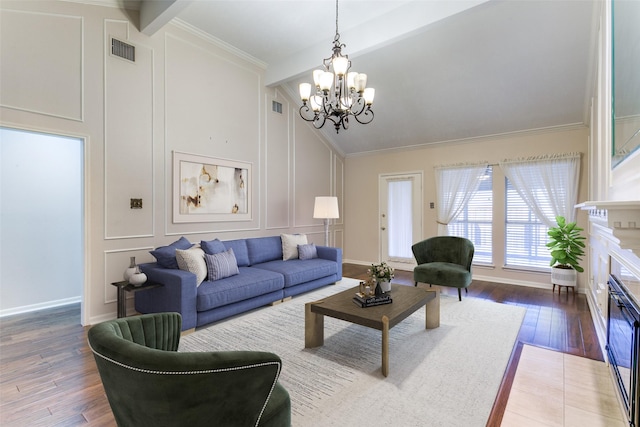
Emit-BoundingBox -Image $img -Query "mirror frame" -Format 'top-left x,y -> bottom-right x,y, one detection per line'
611,0 -> 640,168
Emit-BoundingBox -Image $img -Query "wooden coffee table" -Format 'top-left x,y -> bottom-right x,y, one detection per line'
305,283 -> 439,377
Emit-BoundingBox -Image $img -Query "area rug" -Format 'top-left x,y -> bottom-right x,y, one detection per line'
180,278 -> 526,426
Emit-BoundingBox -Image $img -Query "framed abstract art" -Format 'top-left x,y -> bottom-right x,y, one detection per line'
172,151 -> 251,223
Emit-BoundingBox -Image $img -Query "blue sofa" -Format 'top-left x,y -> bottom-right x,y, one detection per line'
135,236 -> 342,331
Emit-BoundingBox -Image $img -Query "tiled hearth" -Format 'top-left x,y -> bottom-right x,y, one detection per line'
501,345 -> 626,426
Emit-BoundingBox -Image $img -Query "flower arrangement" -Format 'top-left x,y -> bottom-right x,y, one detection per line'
368,262 -> 395,282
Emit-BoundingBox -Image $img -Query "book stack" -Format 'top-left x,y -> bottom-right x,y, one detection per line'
353,292 -> 392,308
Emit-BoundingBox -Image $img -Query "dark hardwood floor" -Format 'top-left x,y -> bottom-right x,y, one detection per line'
0,264 -> 602,426
343,264 -> 603,360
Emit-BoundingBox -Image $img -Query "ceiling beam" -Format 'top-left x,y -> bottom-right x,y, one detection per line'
139,0 -> 191,36
264,0 -> 490,87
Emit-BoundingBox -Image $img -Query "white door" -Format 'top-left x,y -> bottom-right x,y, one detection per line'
379,173 -> 422,269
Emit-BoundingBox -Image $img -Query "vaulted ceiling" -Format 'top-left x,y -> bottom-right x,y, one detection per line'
113,0 -> 599,156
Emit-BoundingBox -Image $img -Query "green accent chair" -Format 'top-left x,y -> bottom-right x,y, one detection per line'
412,236 -> 475,301
87,312 -> 291,427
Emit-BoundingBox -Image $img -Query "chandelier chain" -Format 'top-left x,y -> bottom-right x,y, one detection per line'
335,0 -> 339,38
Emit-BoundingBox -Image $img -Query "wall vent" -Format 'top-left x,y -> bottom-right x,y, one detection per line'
272,101 -> 283,114
111,38 -> 135,62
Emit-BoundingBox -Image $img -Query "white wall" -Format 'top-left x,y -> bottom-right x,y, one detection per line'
0,128 -> 83,314
344,127 -> 590,290
0,1 -> 343,324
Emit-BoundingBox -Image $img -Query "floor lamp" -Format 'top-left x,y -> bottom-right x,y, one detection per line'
313,196 -> 339,246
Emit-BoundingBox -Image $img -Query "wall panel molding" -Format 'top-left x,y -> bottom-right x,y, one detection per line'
0,9 -> 84,121
163,32 -> 262,235
265,90 -> 291,230
103,19 -> 155,239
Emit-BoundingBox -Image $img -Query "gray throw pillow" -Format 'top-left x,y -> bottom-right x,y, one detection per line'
298,243 -> 318,260
204,248 -> 239,281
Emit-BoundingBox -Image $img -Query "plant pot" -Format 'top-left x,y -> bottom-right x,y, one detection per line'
378,279 -> 392,293
551,265 -> 577,287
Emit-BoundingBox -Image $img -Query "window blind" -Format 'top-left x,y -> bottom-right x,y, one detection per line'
505,178 -> 552,269
450,166 -> 493,264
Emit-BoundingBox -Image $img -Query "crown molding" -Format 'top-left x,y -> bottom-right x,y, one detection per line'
170,19 -> 267,70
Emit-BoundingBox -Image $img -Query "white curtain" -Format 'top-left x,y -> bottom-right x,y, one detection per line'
499,153 -> 581,227
435,162 -> 489,236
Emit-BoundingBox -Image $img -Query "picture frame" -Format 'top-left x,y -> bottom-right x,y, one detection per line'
172,151 -> 251,223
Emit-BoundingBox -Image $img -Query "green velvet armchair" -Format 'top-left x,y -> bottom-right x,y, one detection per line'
87,312 -> 291,427
412,236 -> 475,301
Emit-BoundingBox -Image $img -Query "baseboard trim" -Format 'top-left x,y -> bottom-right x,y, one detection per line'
0,296 -> 81,318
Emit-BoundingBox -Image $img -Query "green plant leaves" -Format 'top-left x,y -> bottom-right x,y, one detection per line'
547,215 -> 585,272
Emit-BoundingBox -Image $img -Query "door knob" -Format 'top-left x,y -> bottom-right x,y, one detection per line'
381,227 -> 386,230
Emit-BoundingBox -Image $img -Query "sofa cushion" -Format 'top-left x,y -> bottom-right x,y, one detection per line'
201,239 -> 226,255
196,267 -> 284,312
246,236 -> 283,265
298,243 -> 317,260
175,247 -> 207,285
252,259 -> 337,287
204,249 -> 240,281
222,239 -> 250,267
281,234 -> 308,260
149,237 -> 192,269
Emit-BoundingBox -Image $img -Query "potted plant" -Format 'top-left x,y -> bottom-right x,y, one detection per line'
546,215 -> 585,288
368,262 -> 395,293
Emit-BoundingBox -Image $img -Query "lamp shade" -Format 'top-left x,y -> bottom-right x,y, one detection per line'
313,196 -> 339,219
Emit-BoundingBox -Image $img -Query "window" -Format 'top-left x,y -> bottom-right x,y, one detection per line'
501,153 -> 580,270
449,167 -> 493,264
505,178 -> 552,269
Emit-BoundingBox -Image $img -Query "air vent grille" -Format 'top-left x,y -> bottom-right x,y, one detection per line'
272,101 -> 283,114
111,38 -> 135,62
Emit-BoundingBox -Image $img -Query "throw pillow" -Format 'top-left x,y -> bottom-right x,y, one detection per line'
201,238 -> 226,255
204,248 -> 239,281
281,233 -> 308,260
175,247 -> 207,285
298,243 -> 318,260
150,236 -> 192,269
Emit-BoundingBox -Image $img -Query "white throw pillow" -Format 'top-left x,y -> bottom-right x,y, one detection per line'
175,247 -> 207,285
281,233 -> 308,260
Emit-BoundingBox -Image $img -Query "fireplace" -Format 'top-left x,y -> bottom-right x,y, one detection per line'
607,260 -> 640,427
581,200 -> 640,426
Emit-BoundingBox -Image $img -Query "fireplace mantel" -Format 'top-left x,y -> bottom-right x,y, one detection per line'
578,201 -> 640,256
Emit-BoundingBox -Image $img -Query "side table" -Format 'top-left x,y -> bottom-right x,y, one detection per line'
110,280 -> 162,318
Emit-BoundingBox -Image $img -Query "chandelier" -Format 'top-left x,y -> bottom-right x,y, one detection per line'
298,0 -> 375,133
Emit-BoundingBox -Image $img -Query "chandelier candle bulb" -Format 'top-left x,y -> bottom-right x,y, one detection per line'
320,72 -> 334,91
332,57 -> 349,76
313,69 -> 324,87
347,72 -> 358,89
299,83 -> 311,101
311,95 -> 322,112
355,73 -> 367,93
364,88 -> 375,105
